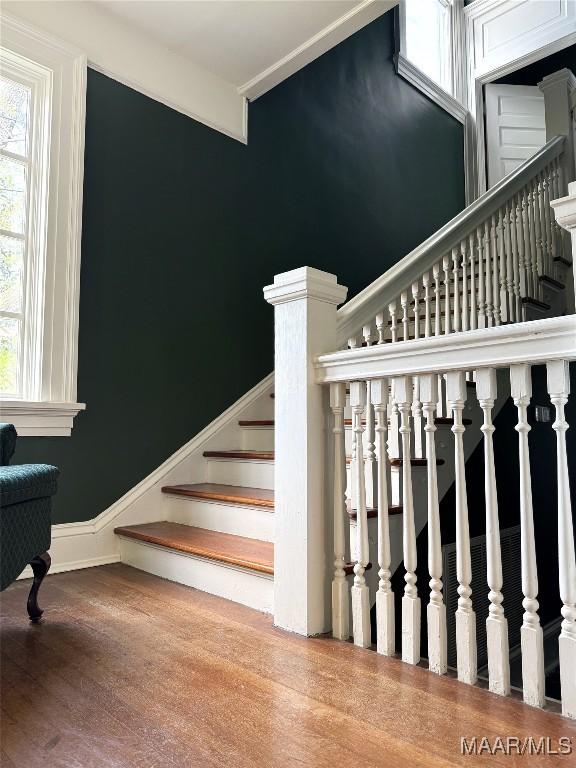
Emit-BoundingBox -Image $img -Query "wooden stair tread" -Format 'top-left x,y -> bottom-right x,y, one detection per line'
344,456 -> 444,467
114,522 -> 274,575
347,501 -> 402,520
539,274 -> 565,290
238,420 -> 274,427
203,450 -> 274,461
521,296 -> 551,310
389,457 -> 445,467
161,483 -> 274,508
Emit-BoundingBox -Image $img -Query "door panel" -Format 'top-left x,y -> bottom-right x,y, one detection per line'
485,83 -> 546,187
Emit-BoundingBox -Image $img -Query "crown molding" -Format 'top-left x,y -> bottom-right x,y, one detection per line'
238,0 -> 398,101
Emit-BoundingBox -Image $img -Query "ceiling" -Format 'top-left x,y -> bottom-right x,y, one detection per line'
95,1 -> 363,87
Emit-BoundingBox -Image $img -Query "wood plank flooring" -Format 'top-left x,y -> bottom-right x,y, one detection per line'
2,564 -> 575,767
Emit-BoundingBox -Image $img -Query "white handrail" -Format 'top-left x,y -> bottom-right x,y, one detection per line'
318,315 -> 576,383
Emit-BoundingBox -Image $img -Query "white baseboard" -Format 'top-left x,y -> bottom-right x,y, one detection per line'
17,373 -> 274,581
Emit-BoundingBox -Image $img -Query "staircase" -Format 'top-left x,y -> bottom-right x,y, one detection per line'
114,132 -> 576,720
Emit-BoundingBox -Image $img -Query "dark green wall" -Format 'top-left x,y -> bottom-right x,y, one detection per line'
13,12 -> 465,523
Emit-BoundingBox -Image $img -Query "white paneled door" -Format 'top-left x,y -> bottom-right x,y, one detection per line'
485,84 -> 546,188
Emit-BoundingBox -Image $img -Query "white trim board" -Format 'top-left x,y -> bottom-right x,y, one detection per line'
17,372 -> 274,580
238,0 -> 397,101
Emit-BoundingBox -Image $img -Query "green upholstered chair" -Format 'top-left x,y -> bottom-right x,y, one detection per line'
0,423 -> 58,620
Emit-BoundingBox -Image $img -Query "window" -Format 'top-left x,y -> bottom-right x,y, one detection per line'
0,14 -> 86,435
396,0 -> 467,124
403,0 -> 452,93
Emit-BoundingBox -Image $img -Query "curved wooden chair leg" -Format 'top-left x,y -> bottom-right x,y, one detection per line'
27,552 -> 51,622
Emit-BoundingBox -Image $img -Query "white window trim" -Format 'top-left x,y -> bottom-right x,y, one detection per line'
1,13 -> 86,435
395,0 -> 468,124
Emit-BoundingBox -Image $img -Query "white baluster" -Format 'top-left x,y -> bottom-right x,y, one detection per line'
476,368 -> 510,697
484,221 -> 494,327
421,374 -> 446,674
468,233 -> 477,331
394,375 -> 420,664
350,381 -> 371,648
547,360 -> 576,719
372,379 -> 395,656
451,247 -> 461,333
442,255 -> 451,335
412,281 -> 421,340
330,383 -> 349,641
527,184 -> 540,299
401,290 -> 410,341
532,176 -> 544,280
433,262 -> 441,337
504,202 -> 515,322
375,310 -> 386,344
389,299 -> 398,344
362,326 -> 377,510
422,272 -> 432,338
510,364 -> 545,708
412,376 -> 423,460
477,226 -> 486,329
508,198 -> 521,321
497,208 -> 509,323
491,213 -> 501,326
519,188 -> 531,299
541,170 -> 553,275
446,371 -> 477,685
460,239 -> 469,332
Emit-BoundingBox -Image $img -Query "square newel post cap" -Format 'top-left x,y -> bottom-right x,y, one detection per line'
550,181 -> 576,231
263,266 -> 348,306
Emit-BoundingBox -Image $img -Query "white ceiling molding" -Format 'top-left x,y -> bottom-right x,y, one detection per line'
237,0 -> 398,101
2,1 -> 248,142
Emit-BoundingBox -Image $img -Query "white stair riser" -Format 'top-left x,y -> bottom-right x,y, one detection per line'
205,458 -> 274,489
240,426 -> 274,451
118,537 -> 273,613
166,495 -> 274,542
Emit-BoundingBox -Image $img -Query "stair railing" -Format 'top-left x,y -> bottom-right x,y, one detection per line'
316,315 -> 576,719
336,135 -> 571,348
263,144 -> 576,716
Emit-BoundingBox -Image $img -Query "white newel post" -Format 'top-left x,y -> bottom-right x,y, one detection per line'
264,267 -> 348,636
539,69 -> 576,182
550,180 -> 576,306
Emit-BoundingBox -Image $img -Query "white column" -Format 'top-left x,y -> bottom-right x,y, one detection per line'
330,382 -> 349,641
547,360 -> 576,719
264,267 -> 347,636
476,368 -> 510,697
539,68 -> 576,180
510,363 -> 545,708
372,378 -> 395,656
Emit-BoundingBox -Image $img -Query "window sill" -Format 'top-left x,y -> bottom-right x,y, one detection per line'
0,400 -> 86,436
394,53 -> 468,125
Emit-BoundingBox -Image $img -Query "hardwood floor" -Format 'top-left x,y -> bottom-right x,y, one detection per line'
1,565 -> 575,767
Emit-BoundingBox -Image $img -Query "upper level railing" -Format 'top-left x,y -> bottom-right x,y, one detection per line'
336,136 -> 570,347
